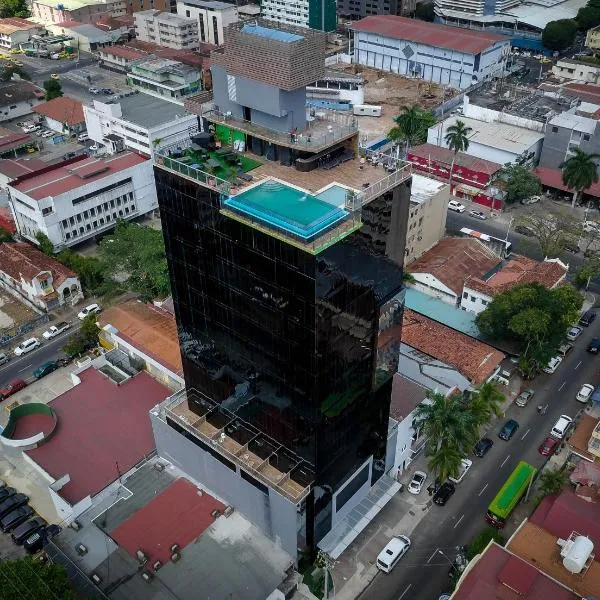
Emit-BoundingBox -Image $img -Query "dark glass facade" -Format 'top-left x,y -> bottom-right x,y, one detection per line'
155,165 -> 410,549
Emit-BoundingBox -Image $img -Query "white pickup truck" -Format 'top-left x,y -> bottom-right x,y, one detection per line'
449,458 -> 473,484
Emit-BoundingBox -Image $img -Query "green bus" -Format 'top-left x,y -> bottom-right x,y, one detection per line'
485,461 -> 536,528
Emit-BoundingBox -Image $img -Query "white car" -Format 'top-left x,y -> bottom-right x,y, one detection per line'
14,337 -> 41,356
543,356 -> 562,374
407,471 -> 427,494
449,458 -> 473,484
88,87 -> 100,95
448,200 -> 465,213
89,144 -> 101,152
566,326 -> 583,341
41,130 -> 54,138
42,322 -> 71,339
77,303 -> 101,320
376,535 -> 411,573
551,415 -> 573,439
521,195 -> 541,205
576,384 -> 594,403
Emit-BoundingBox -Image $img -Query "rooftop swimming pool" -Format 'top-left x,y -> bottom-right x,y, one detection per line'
223,179 -> 350,240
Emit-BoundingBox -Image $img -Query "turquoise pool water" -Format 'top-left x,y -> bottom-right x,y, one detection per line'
316,184 -> 353,206
224,179 -> 348,240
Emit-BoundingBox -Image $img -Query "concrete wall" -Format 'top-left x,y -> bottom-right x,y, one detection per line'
150,412 -> 300,561
409,273 -> 458,304
460,285 -> 492,314
540,121 -> 600,170
0,98 -> 41,123
393,409 -> 416,475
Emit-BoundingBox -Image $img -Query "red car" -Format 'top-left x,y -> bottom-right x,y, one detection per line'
538,436 -> 559,457
0,379 -> 26,400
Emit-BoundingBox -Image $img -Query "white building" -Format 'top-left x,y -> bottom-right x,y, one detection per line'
176,0 -> 238,46
84,93 -> 199,156
306,69 -> 365,107
31,0 -> 126,26
8,152 -> 157,250
552,58 -> 600,84
0,81 -> 44,123
134,9 -> 199,50
352,15 -> 510,90
0,18 -> 45,50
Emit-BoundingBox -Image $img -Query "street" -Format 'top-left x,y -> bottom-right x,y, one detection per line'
0,325 -> 80,386
360,318 -> 600,600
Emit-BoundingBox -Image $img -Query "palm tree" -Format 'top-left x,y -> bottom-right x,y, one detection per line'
561,149 -> 600,208
536,466 -> 567,501
469,381 -> 504,427
388,105 -> 436,157
444,120 -> 472,187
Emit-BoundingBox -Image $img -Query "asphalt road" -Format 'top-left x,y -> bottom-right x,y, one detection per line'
0,324 -> 80,386
361,318 -> 600,600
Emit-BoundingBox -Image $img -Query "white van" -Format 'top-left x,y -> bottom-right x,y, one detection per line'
353,104 -> 382,117
77,132 -> 89,142
376,535 -> 411,573
551,415 -> 573,439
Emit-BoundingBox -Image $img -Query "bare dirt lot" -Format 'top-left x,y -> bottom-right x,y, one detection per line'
0,290 -> 38,333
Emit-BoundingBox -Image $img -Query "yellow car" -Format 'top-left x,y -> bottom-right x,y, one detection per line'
10,48 -> 23,54
540,57 -> 552,64
50,73 -> 60,80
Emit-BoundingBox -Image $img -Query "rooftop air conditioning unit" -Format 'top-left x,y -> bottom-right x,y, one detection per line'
153,560 -> 162,571
170,544 -> 180,553
136,549 -> 147,564
141,570 -> 153,582
70,520 -> 82,531
154,462 -> 165,472
171,552 -> 181,562
75,544 -> 88,556
223,505 -> 234,517
91,573 -> 102,585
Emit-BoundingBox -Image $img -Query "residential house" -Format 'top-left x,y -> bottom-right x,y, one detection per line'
0,242 -> 83,311
45,20 -> 119,52
407,238 -> 500,305
96,45 -> 147,72
461,255 -> 568,315
0,18 -> 45,50
32,97 -> 86,136
0,80 -> 45,123
586,25 -> 600,53
553,58 -> 600,84
566,414 -> 600,464
134,10 -> 199,51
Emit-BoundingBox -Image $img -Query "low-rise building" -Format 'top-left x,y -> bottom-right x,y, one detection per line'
127,57 -> 202,105
45,20 -> 119,52
83,93 -> 198,156
405,173 -> 449,265
32,96 -> 86,136
31,0 -> 126,26
0,18 -> 45,50
553,58 -> 600,84
461,255 -> 568,315
586,25 -> 600,54
0,242 -> 83,311
352,15 -> 509,90
8,152 -> 157,250
96,44 -> 147,72
0,128 -> 38,159
176,0 -> 238,46
567,414 -> 600,464
134,9 -> 199,50
0,80 -> 45,123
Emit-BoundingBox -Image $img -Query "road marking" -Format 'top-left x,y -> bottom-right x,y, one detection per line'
427,549 -> 438,564
453,514 -> 464,529
399,584 -> 412,599
500,455 -> 510,468
575,360 -> 582,370
521,428 -> 530,440
558,381 -> 566,392
478,483 -> 488,497
17,363 -> 32,373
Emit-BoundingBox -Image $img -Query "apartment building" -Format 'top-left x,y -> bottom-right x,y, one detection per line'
134,9 -> 200,50
553,58 -> 600,84
337,0 -> 415,19
176,0 -> 238,46
8,153 -> 157,250
260,0 -> 336,30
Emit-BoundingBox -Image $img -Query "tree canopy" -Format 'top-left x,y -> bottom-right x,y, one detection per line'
476,283 -> 583,377
444,120 -> 472,155
561,148 -> 600,206
0,0 -> 29,17
388,105 -> 436,152
0,556 -> 76,599
43,78 -> 62,101
497,163 -> 542,204
517,207 -> 581,257
0,64 -> 30,82
576,0 -> 600,30
542,19 -> 577,51
64,312 -> 100,357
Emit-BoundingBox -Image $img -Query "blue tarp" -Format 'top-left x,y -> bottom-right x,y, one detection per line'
241,24 -> 302,43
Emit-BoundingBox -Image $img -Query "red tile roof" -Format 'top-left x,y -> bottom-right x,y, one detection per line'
100,45 -> 147,60
0,157 -> 47,179
0,127 -> 33,153
0,81 -> 43,108
401,309 -> 505,383
352,15 -> 507,54
26,369 -> 170,504
408,143 -> 502,176
389,373 -> 428,422
32,96 -> 85,126
464,255 -> 568,297
10,152 -> 148,200
535,166 -> 600,198
0,242 -> 76,288
407,238 -> 500,296
0,17 -> 40,34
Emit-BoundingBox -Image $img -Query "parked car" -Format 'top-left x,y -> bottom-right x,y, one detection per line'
88,87 -> 100,94
515,225 -> 535,236
0,379 -> 26,400
515,388 -> 535,407
448,200 -> 465,213
0,506 -> 34,532
0,352 -> 9,366
566,326 -> 583,341
583,220 -> 600,234
63,151 -> 77,160
468,210 -> 487,220
14,337 -> 40,356
41,130 -> 54,138
101,88 -> 113,95
580,310 -> 597,327
521,195 -> 541,205
77,303 -> 101,320
433,482 -> 456,506
50,73 -> 59,80
558,343 -> 574,358
0,493 -> 28,519
408,471 -> 427,495
77,132 -> 89,142
498,419 -> 519,441
543,356 -> 562,374
474,437 -> 493,457
24,524 -> 61,554
12,517 -> 47,545
0,487 -> 16,501
89,144 -> 100,151
538,436 -> 558,457
33,361 -> 58,380
577,384 -> 595,403
550,415 -> 573,439
449,458 -> 472,484
376,535 -> 411,573
42,322 -> 71,339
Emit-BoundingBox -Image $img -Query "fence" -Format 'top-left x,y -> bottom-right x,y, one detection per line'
0,313 -> 50,349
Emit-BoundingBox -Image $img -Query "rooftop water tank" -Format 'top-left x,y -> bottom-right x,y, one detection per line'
563,536 -> 594,574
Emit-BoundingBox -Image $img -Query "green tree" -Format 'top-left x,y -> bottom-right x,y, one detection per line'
469,381 -> 504,427
536,466 -> 568,501
0,556 -> 76,599
496,163 -> 542,204
466,528 -> 505,560
561,148 -> 600,207
99,220 -> 170,299
0,0 -> 29,17
542,19 -> 577,51
476,283 -> 583,376
577,4 -> 600,29
388,105 -> 436,155
43,78 -> 63,101
444,120 -> 472,185
573,259 -> 600,289
35,231 -> 55,255
517,207 -> 580,257
414,1 -> 434,21
63,313 -> 100,358
0,64 -> 30,82
0,227 -> 13,243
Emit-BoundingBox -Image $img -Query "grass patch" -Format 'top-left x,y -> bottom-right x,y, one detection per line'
303,567 -> 324,599
182,147 -> 262,183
